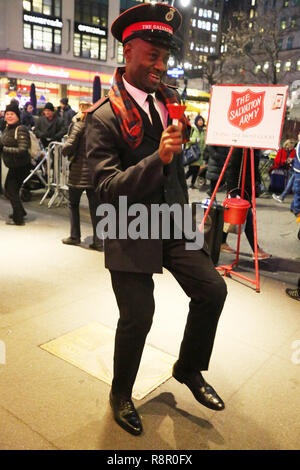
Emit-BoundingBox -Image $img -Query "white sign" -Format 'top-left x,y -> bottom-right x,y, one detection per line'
24,14 -> 63,28
77,24 -> 106,36
206,85 -> 288,149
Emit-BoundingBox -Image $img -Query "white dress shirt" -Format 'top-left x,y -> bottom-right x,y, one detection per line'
122,75 -> 168,129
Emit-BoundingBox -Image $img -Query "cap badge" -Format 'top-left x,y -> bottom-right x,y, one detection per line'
165,8 -> 175,22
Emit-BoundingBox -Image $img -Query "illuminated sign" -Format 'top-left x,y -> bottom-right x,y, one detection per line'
167,67 -> 184,78
75,22 -> 107,37
23,13 -> 63,28
17,84 -> 59,94
0,59 -> 113,85
28,64 -> 69,78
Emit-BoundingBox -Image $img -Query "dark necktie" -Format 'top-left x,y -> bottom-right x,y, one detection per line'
146,94 -> 163,134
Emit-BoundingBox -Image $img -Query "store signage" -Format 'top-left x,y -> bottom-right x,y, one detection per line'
23,13 -> 63,28
28,64 -> 69,78
206,84 -> 288,149
75,22 -> 107,37
167,67 -> 184,78
17,84 -> 59,94
0,59 -> 113,86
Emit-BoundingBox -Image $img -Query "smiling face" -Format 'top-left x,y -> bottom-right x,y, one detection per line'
123,38 -> 170,93
5,111 -> 19,125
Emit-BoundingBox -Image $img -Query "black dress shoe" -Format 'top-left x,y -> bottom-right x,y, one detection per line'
109,391 -> 143,436
172,362 -> 225,411
9,213 -> 27,219
62,237 -> 81,246
6,219 -> 25,226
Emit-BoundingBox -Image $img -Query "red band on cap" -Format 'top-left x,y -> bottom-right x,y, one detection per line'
122,21 -> 173,42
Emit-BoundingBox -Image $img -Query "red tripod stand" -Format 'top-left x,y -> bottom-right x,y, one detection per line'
200,147 -> 260,293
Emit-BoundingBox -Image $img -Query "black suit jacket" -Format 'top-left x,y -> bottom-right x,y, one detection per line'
86,96 -> 190,273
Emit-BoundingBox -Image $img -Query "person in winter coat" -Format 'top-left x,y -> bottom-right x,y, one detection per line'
269,139 -> 295,173
62,102 -> 102,251
290,132 -> 300,224
34,102 -> 66,148
272,139 -> 297,202
0,103 -> 31,225
204,145 -> 228,196
59,98 -> 76,130
221,147 -> 271,260
0,110 -> 6,132
21,102 -> 35,130
185,115 -> 206,188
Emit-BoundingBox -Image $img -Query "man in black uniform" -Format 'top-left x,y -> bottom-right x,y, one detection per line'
86,3 -> 227,436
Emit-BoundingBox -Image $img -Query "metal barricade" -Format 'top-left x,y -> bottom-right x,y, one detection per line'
40,141 -> 69,208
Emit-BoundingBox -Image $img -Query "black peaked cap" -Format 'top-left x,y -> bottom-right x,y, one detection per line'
111,2 -> 182,49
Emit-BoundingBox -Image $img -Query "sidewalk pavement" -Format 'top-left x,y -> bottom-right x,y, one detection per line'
0,189 -> 299,451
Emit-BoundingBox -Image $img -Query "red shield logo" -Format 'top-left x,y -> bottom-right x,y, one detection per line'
227,89 -> 266,131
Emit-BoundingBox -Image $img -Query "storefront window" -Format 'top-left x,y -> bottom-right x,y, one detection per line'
120,0 -> 144,12
23,0 -> 62,17
43,0 -> 52,15
32,0 -> 43,13
74,32 -> 107,60
24,23 -> 32,48
54,30 -> 61,54
74,34 -> 81,56
91,37 -> 99,59
74,0 -> 108,60
54,0 -> 61,17
23,0 -> 62,54
24,23 -> 62,53
82,35 -> 91,58
117,42 -> 124,64
23,0 -> 31,11
75,0 -> 108,27
100,39 -> 107,60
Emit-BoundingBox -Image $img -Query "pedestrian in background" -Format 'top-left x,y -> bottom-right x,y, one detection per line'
272,139 -> 296,203
0,109 -> 6,132
185,114 -> 206,189
290,132 -> 300,225
21,102 -> 35,130
0,102 -> 31,225
204,145 -> 228,197
269,139 -> 295,195
34,102 -> 66,148
62,102 -> 102,251
59,98 -> 76,130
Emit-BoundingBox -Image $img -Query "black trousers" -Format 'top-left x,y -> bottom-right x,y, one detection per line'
68,186 -> 98,242
110,238 -> 227,397
185,165 -> 199,186
4,166 -> 30,223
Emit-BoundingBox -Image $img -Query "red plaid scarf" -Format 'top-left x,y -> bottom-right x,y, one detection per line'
108,67 -> 190,149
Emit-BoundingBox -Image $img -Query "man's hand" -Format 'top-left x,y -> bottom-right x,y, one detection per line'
159,124 -> 183,165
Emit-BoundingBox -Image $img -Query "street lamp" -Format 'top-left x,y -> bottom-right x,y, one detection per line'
179,0 -> 191,6
168,0 -> 191,8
